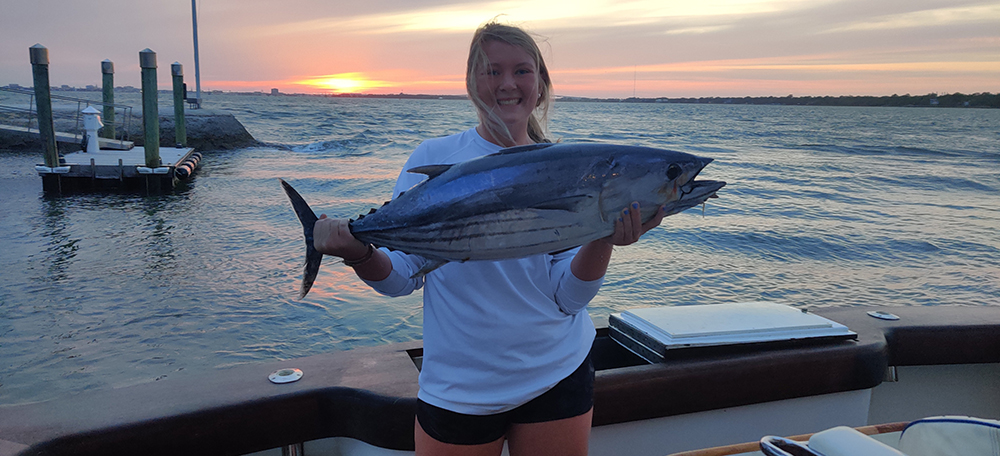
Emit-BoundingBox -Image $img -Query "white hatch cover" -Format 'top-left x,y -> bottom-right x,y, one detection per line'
612,301 -> 855,350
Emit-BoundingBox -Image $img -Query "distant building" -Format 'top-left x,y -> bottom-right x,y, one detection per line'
271,88 -> 279,96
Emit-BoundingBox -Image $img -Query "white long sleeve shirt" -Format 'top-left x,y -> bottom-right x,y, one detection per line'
362,128 -> 600,414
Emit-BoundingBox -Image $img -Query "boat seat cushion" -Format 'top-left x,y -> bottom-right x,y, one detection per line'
899,416 -> 1000,456
808,426 -> 906,456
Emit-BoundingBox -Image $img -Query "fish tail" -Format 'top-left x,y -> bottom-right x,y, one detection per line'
279,179 -> 323,299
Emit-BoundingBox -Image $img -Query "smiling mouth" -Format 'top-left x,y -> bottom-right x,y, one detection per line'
498,98 -> 520,106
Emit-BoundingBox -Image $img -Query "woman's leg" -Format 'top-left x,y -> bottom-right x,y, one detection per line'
414,417 -> 506,456
506,408 -> 593,456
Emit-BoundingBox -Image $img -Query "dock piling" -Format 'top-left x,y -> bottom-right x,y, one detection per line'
29,44 -> 59,169
101,60 -> 115,139
140,49 -> 161,193
171,62 -> 187,147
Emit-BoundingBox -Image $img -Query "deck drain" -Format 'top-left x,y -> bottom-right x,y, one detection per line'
268,368 -> 303,384
867,310 -> 900,321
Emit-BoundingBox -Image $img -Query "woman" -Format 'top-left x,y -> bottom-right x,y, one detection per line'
314,21 -> 665,456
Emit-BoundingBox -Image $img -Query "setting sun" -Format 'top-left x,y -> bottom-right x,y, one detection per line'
295,73 -> 390,93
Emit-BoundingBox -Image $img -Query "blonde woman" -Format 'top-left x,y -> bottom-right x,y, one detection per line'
314,21 -> 665,456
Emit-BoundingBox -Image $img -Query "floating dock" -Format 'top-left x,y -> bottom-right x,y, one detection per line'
18,46 -> 215,194
5,46 -> 257,193
35,146 -> 197,192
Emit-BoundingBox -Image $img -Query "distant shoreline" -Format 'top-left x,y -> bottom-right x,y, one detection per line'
227,91 -> 1000,108
4,84 -> 998,108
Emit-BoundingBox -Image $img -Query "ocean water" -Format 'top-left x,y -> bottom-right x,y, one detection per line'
1,94 -> 998,406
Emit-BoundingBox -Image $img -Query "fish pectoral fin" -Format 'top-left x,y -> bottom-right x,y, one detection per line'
530,194 -> 593,211
410,259 -> 449,279
407,164 -> 453,179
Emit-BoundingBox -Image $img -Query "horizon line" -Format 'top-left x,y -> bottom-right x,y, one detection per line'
6,84 -> 995,101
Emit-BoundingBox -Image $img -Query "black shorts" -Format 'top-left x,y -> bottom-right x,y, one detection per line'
416,349 -> 595,445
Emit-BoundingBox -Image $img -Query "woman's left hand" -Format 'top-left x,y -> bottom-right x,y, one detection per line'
604,202 -> 666,246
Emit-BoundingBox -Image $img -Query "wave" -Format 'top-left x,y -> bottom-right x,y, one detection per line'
793,143 -> 992,159
862,174 -> 998,193
682,229 -> 946,264
287,129 -> 391,156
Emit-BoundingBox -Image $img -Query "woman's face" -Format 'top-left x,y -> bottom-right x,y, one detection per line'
475,40 -> 541,137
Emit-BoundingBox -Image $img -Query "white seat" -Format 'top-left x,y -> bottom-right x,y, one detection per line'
808,426 -> 906,456
898,416 -> 1000,456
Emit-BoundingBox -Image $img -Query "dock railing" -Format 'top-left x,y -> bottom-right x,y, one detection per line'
0,86 -> 134,150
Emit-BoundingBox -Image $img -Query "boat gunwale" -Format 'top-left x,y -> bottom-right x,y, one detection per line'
1,305 -> 998,456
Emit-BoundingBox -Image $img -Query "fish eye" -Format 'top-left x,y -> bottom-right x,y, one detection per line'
666,164 -> 682,180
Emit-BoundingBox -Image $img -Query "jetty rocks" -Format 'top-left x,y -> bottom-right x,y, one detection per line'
155,109 -> 259,150
0,109 -> 259,152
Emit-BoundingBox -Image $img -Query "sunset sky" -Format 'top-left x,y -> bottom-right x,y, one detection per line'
1,0 -> 997,98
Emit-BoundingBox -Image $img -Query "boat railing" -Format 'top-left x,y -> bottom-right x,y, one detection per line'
0,86 -> 134,149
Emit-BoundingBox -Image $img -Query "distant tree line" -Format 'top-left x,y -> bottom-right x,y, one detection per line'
619,92 -> 999,108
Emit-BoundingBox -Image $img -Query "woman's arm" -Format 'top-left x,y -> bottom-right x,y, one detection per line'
571,202 -> 666,281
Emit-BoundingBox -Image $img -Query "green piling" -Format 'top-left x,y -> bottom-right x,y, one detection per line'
101,60 -> 115,139
29,44 -> 59,168
139,49 -> 160,169
171,62 -> 186,147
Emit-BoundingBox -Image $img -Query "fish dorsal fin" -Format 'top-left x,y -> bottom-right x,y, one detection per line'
489,143 -> 555,157
408,144 -> 555,178
407,164 -> 453,179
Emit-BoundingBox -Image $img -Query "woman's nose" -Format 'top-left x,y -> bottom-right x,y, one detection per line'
498,71 -> 516,90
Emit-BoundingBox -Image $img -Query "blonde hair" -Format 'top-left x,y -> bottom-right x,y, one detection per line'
466,21 -> 553,146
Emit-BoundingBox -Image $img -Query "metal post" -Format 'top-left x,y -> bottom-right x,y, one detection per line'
101,60 -> 115,139
29,44 -> 59,168
281,443 -> 304,456
139,49 -> 160,169
190,0 -> 202,108
171,62 -> 186,147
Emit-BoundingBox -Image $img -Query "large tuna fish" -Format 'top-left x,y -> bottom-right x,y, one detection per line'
282,142 -> 725,298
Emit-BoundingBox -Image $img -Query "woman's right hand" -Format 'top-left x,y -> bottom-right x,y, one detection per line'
314,214 -> 370,260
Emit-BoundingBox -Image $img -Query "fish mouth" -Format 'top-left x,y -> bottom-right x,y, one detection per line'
666,157 -> 726,215
665,180 -> 725,216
